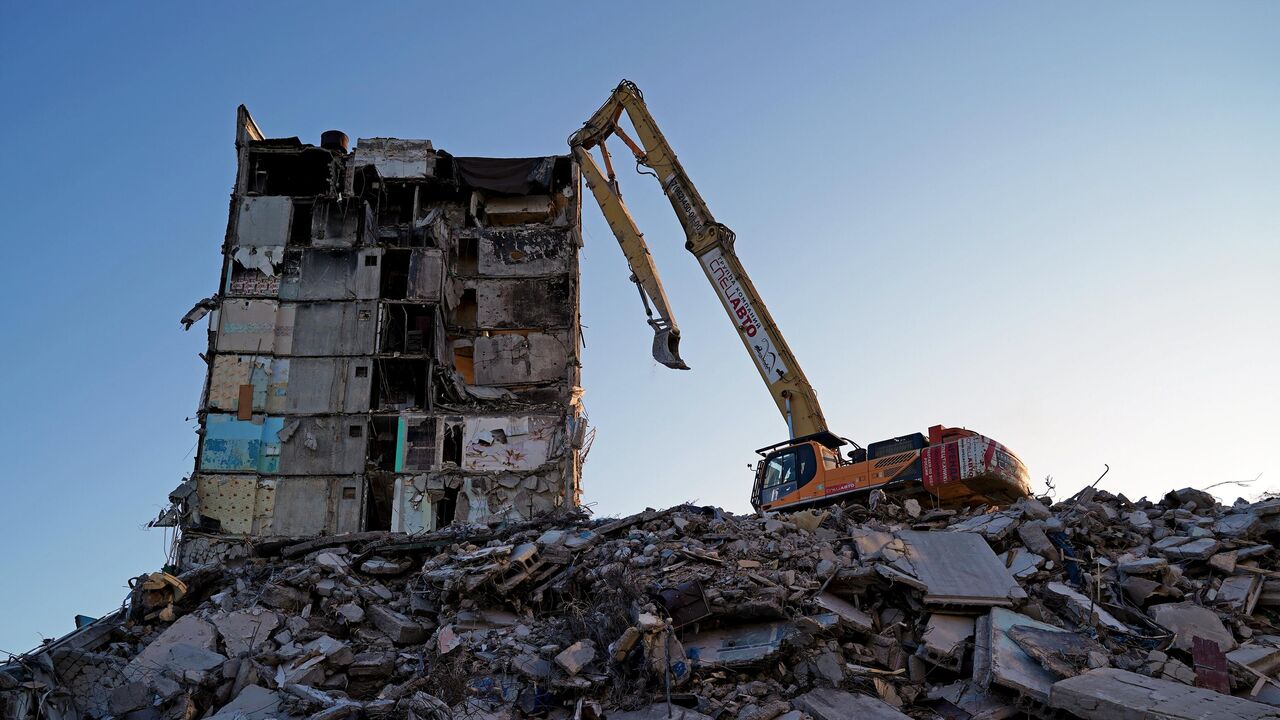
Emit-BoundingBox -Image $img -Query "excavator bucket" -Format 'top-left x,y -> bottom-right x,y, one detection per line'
652,326 -> 690,370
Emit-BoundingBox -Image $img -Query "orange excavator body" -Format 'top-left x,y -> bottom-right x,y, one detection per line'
752,425 -> 1031,512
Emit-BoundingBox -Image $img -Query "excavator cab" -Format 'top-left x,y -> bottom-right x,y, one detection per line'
750,432 -> 847,508
755,443 -> 815,506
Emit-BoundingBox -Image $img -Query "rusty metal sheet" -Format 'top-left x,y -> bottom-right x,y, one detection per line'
1192,635 -> 1230,694
237,385 -> 254,420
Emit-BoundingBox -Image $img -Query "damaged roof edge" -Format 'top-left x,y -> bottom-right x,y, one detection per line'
236,104 -> 264,148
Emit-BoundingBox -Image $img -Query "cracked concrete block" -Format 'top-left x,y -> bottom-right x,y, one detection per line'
1150,601 -> 1237,652
1049,668 -> 1279,719
554,640 -> 595,675
207,685 -> 284,720
792,688 -> 912,720
368,605 -> 429,645
126,615 -> 219,682
211,609 -> 280,657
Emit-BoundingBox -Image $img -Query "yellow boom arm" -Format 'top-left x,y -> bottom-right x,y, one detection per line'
570,80 -> 828,439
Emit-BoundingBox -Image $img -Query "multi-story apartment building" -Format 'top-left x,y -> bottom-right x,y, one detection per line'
162,107 -> 587,564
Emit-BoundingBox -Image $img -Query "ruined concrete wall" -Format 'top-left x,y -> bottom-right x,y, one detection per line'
164,108 -> 585,561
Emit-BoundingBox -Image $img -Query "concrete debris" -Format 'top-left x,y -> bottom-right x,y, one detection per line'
792,688 -> 911,719
8,487 -> 1280,719
1049,668 -> 1280,719
1150,600 -> 1238,652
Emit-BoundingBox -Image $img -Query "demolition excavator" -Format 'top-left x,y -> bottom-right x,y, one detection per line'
570,81 -> 1032,512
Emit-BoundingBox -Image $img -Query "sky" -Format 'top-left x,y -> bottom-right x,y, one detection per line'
0,2 -> 1276,654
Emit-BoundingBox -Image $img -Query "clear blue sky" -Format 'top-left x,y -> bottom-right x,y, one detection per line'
1,3 -> 1276,653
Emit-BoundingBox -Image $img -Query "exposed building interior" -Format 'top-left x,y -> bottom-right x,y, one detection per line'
161,107 -> 589,565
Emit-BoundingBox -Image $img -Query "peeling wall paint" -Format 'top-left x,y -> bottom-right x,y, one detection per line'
216,300 -> 295,354
201,414 -> 285,473
207,356 -> 289,414
463,415 -> 560,472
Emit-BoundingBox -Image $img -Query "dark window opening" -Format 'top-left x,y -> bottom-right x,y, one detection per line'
434,487 -> 459,529
349,423 -> 364,438
452,341 -> 475,385
369,417 -> 400,472
355,365 -> 369,378
378,183 -> 418,228
379,250 -> 412,300
248,148 -> 334,196
313,198 -> 362,245
401,416 -> 438,472
552,155 -> 574,192
453,288 -> 477,330
364,473 -> 394,531
442,422 -> 463,466
381,303 -> 438,354
364,254 -> 379,266
453,235 -> 479,275
350,164 -> 382,205
289,200 -> 314,247
371,358 -> 430,411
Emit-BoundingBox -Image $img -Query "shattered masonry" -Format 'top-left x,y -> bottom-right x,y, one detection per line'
159,107 -> 588,565
9,486 -> 1280,719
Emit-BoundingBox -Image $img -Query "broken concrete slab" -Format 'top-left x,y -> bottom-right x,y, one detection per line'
946,512 -> 1020,541
917,614 -> 974,670
929,681 -> 1019,720
554,640 -> 595,675
897,530 -> 1026,607
1049,668 -> 1280,719
207,685 -> 285,720
1162,538 -> 1221,561
974,607 -> 1070,702
791,688 -> 912,720
1000,548 -> 1045,580
211,609 -> 280,657
685,621 -> 791,667
1007,623 -> 1106,678
125,615 -> 219,681
813,591 -> 875,633
1150,601 -> 1238,652
367,605 -> 429,645
302,634 -> 354,665
1216,512 -> 1261,538
1118,557 -> 1169,575
1220,574 -> 1264,615
1045,582 -> 1130,632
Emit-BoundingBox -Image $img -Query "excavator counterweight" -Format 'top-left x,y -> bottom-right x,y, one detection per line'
573,81 -> 1032,512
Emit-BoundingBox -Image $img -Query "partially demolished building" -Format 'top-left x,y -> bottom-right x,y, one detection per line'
167,107 -> 587,563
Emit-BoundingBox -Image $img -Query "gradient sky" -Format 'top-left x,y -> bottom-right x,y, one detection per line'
1,2 -> 1276,654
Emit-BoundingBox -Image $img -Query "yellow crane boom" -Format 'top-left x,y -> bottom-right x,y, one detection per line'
570,80 -> 827,439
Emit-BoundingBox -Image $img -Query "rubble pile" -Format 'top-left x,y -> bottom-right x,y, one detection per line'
8,485 -> 1280,720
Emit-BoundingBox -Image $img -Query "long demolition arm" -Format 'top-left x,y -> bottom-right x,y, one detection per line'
570,80 -> 828,439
